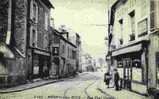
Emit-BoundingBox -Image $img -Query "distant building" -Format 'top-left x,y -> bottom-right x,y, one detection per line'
50,28 -> 77,78
106,0 -> 159,97
57,25 -> 82,73
81,53 -> 96,72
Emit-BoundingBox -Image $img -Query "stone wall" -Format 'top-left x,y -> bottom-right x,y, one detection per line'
1,0 -> 28,87
37,1 -> 50,51
0,0 -> 9,42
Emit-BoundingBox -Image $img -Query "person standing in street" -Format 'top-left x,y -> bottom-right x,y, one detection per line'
114,69 -> 120,90
104,72 -> 111,88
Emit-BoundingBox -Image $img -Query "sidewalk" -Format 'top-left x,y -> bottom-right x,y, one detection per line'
97,80 -> 149,99
0,79 -> 61,93
0,76 -> 76,94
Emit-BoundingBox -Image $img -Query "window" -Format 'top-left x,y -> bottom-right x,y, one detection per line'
67,47 -> 69,58
117,61 -> 123,68
150,0 -> 155,30
72,50 -> 76,59
52,47 -> 59,55
62,45 -> 65,54
45,12 -> 48,30
129,11 -> 135,41
138,19 -> 148,37
129,11 -> 135,34
32,1 -> 38,22
130,0 -> 136,8
33,4 -> 36,21
54,35 -> 60,44
119,19 -> 123,45
32,29 -> 37,47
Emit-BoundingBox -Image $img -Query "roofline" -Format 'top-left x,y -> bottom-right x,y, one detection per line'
51,28 -> 77,48
41,0 -> 54,9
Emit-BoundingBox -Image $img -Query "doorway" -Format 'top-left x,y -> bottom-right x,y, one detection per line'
123,58 -> 132,90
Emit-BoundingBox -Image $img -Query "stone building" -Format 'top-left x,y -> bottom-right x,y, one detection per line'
81,53 -> 96,72
27,0 -> 53,79
50,28 -> 77,78
106,0 -> 159,98
75,33 -> 82,73
0,0 -> 54,88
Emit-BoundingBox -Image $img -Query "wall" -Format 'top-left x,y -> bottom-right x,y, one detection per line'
0,0 -> 28,87
0,0 -> 10,43
148,34 -> 159,88
112,0 -> 149,48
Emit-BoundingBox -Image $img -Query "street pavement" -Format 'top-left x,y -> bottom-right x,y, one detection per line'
0,72 -> 148,99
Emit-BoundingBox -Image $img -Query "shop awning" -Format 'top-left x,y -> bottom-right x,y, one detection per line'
0,43 -> 14,59
112,43 -> 142,57
33,49 -> 50,56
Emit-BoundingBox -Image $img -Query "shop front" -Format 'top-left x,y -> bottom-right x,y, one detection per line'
31,48 -> 50,79
112,41 -> 149,95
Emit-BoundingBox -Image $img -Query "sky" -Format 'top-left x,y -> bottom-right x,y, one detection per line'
50,0 -> 108,59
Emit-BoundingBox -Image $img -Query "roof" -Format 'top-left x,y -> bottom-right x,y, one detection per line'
51,28 -> 77,48
41,0 -> 54,9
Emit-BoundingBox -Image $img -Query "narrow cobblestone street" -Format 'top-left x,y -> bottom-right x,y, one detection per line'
0,72 -> 147,99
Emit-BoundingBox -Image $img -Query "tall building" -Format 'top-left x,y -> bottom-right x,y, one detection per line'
0,0 -> 54,88
106,0 -> 159,98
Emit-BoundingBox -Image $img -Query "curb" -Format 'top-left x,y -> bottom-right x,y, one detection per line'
0,79 -> 64,94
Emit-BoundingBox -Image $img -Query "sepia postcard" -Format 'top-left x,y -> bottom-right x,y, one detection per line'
0,0 -> 159,99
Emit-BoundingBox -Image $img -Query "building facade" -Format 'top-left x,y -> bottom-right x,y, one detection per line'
81,53 -> 96,72
0,0 -> 53,88
50,28 -> 77,79
27,0 -> 53,80
106,0 -> 159,98
75,33 -> 82,73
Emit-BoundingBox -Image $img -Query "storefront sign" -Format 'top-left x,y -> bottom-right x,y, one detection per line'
112,43 -> 142,56
34,49 -> 50,56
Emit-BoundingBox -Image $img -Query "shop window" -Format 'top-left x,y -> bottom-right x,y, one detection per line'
132,59 -> 141,68
33,55 -> 39,75
117,61 -> 123,68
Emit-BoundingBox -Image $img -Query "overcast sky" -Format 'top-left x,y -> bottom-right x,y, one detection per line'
50,0 -> 108,59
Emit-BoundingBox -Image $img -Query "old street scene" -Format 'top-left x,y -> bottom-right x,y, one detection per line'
1,0 -> 159,99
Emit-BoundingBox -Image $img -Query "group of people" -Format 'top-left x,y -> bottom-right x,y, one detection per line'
104,69 -> 121,91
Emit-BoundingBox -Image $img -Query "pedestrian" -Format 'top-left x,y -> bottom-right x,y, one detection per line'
114,69 -> 120,91
104,72 -> 111,88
